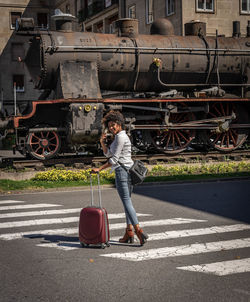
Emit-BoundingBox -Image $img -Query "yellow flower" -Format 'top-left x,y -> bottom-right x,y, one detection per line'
153,57 -> 162,68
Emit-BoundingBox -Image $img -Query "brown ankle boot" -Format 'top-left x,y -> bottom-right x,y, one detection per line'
119,228 -> 134,243
134,224 -> 149,246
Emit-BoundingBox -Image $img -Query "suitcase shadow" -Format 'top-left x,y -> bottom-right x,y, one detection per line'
23,234 -> 79,242
23,234 -> 142,248
109,240 -> 142,248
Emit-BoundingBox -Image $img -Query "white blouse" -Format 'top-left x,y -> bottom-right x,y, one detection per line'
104,130 -> 134,171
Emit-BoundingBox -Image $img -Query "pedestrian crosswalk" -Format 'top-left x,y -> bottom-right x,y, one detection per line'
0,199 -> 250,277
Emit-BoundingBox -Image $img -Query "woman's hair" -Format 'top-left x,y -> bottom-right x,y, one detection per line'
102,110 -> 125,130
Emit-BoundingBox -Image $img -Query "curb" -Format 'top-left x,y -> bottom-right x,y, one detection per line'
0,176 -> 249,195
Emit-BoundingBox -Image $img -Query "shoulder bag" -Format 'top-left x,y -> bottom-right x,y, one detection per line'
119,160 -> 148,186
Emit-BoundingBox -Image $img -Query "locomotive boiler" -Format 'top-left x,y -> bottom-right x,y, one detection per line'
10,16 -> 250,159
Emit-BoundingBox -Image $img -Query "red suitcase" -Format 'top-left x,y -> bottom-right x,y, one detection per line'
79,173 -> 110,249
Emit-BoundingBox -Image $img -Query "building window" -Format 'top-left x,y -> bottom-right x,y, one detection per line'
95,22 -> 103,33
66,4 -> 70,14
241,0 -> 250,13
37,13 -> 48,29
128,5 -> 136,18
11,43 -> 25,62
146,0 -> 154,24
166,0 -> 175,16
105,0 -> 112,8
10,12 -> 22,29
13,75 -> 25,92
108,14 -> 118,33
196,0 -> 214,12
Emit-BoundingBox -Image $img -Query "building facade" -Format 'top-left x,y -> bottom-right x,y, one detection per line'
124,0 -> 250,36
0,0 -> 54,113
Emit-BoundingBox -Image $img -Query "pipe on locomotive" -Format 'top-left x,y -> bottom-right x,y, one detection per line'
20,16 -> 250,95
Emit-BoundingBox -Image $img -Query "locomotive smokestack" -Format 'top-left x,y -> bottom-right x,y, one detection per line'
52,9 -> 76,32
115,18 -> 138,37
184,20 -> 206,36
233,21 -> 241,37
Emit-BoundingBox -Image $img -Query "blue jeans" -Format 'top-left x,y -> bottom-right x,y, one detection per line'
115,166 -> 139,226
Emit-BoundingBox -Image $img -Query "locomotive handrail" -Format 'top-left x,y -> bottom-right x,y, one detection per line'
45,45 -> 250,54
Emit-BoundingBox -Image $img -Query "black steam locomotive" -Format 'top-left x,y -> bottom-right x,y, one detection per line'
4,16 -> 250,159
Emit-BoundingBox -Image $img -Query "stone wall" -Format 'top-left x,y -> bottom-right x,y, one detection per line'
182,0 -> 250,37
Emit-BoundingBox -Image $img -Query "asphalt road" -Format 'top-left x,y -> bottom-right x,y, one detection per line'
0,179 -> 250,302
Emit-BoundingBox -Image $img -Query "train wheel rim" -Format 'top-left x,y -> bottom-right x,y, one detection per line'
27,130 -> 61,160
150,107 -> 196,154
207,102 -> 248,152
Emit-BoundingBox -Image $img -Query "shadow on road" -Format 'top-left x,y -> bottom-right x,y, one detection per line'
133,179 -> 250,224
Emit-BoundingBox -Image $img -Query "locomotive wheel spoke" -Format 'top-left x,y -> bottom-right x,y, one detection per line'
172,132 -> 175,150
176,130 -> 189,142
209,112 -> 218,118
32,134 -> 40,141
227,133 -> 230,148
174,113 -> 184,123
165,132 -> 171,148
160,132 -> 169,144
229,130 -> 236,147
214,106 -> 222,116
220,102 -> 225,116
220,133 -> 226,147
34,146 -> 42,153
174,131 -> 182,147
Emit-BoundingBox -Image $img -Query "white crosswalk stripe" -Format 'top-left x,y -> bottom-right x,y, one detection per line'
0,210 -> 152,219
0,208 -> 82,219
0,200 -> 25,205
37,242 -> 81,251
111,224 -> 250,242
177,258 -> 250,276
100,238 -> 250,261
0,204 -> 61,211
0,199 -> 249,276
0,217 -> 79,229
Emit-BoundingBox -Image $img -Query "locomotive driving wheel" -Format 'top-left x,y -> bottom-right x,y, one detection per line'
207,102 -> 248,152
150,104 -> 196,154
27,129 -> 61,160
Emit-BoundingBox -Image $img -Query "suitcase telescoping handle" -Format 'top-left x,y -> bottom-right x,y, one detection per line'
90,172 -> 102,208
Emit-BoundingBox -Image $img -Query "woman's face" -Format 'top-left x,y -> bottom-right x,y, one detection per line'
108,121 -> 122,135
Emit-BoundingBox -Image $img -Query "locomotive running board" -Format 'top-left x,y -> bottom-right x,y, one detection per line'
133,124 -> 250,130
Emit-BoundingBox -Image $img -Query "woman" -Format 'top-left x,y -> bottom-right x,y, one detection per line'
92,110 -> 148,246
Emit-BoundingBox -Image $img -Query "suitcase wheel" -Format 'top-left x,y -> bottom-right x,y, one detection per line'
80,242 -> 89,248
101,243 -> 106,249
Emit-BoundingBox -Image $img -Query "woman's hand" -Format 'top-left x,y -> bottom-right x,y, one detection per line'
91,168 -> 100,173
100,133 -> 107,144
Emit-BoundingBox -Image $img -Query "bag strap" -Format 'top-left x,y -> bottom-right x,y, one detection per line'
118,161 -> 129,172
